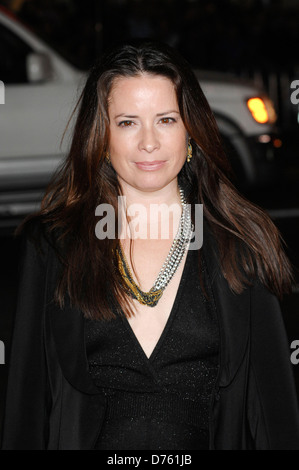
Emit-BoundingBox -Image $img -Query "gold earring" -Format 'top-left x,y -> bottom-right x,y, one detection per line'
105,151 -> 111,164
187,139 -> 192,163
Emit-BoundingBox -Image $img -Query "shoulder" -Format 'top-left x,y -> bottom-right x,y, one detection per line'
16,215 -> 63,269
201,219 -> 224,282
201,218 -> 283,312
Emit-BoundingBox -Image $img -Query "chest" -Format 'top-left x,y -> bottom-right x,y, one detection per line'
85,249 -> 219,370
120,239 -> 189,358
126,254 -> 187,358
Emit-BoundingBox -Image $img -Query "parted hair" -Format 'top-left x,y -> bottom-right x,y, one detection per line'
17,41 -> 293,320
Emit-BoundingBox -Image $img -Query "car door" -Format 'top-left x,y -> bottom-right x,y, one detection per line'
0,21 -> 77,190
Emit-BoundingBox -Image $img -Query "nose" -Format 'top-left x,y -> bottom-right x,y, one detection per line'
138,126 -> 160,153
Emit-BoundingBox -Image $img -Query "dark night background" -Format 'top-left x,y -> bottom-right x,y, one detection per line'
0,0 -> 299,442
1,0 -> 298,73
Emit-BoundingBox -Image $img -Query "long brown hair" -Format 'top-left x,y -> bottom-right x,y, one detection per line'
17,41 -> 292,320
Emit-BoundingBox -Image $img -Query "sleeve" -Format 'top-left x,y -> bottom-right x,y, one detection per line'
249,281 -> 299,450
1,227 -> 51,450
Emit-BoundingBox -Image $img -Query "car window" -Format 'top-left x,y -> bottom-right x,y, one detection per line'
0,23 -> 33,84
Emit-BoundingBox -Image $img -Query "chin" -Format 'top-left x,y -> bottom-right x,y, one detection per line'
118,172 -> 179,194
134,178 -> 176,193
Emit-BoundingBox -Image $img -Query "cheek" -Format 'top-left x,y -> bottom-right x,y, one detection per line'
109,132 -> 130,157
173,134 -> 188,158
109,142 -> 121,158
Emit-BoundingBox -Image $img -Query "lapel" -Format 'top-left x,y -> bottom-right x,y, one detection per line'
202,222 -> 251,388
46,248 -> 100,395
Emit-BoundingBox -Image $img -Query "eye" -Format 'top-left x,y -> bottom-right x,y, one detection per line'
159,117 -> 176,124
118,120 -> 134,127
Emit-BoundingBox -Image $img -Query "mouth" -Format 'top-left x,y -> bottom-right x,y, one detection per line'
135,161 -> 166,171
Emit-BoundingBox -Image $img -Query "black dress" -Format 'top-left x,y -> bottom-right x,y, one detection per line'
85,248 -> 219,450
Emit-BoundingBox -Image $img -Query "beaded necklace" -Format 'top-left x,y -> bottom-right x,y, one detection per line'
116,187 -> 193,307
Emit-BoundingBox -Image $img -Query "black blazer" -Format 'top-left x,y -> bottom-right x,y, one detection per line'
1,221 -> 299,450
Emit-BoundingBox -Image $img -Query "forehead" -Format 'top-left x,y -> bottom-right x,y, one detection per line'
108,74 -> 178,109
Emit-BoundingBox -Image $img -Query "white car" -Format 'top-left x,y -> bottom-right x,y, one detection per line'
0,8 -> 280,230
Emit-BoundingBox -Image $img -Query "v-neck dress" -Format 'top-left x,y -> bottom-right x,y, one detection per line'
85,248 -> 219,450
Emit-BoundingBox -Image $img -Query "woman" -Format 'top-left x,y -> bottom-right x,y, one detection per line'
1,42 -> 299,450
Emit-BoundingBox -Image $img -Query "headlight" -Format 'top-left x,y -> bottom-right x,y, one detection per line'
246,97 -> 277,124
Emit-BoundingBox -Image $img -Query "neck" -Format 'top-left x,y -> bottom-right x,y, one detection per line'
119,180 -> 181,209
118,180 -> 183,241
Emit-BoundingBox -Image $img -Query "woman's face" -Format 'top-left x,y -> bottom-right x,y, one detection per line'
107,73 -> 188,195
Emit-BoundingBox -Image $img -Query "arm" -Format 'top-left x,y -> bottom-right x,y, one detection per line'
1,224 -> 51,449
249,282 -> 299,449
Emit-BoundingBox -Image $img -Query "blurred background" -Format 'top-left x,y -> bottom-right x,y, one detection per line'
0,0 -> 298,438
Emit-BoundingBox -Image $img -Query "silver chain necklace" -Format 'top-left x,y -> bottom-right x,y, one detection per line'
117,186 -> 193,307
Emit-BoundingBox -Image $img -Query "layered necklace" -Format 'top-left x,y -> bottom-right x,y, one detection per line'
116,186 -> 193,307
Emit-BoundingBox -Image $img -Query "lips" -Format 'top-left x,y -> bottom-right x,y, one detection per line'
135,161 -> 166,171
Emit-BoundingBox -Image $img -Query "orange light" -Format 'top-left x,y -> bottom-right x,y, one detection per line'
273,138 -> 282,148
247,98 -> 269,123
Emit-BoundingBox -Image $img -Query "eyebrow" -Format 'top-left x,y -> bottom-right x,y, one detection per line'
114,110 -> 180,119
